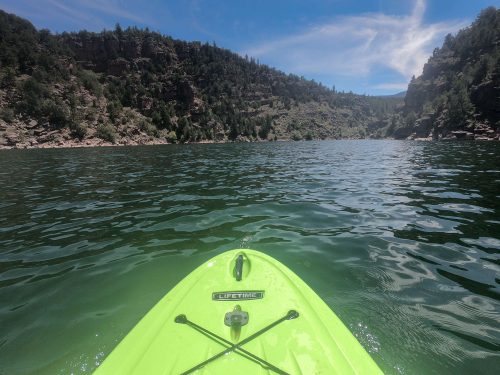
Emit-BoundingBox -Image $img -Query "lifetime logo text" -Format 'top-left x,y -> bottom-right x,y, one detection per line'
212,291 -> 264,301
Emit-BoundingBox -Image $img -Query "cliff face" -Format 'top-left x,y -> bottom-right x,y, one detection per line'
390,7 -> 500,140
62,31 -> 177,74
0,11 -> 400,149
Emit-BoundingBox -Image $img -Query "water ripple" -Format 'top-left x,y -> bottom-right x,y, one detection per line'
0,141 -> 499,375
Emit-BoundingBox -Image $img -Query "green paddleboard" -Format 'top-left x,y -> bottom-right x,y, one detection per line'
94,249 -> 382,374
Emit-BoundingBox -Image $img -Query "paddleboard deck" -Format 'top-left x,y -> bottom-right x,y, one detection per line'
93,249 -> 382,374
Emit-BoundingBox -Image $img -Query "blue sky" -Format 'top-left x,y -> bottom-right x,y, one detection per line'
0,0 -> 496,95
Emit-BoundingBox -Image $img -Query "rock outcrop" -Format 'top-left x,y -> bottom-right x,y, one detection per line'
389,7 -> 500,141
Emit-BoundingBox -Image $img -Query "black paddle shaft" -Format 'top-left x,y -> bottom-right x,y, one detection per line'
175,310 -> 299,375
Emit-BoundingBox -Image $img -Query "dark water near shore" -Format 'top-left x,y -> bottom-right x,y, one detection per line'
0,140 -> 499,374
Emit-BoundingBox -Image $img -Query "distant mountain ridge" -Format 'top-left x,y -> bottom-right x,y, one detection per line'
388,7 -> 500,140
376,91 -> 406,98
0,10 -> 399,148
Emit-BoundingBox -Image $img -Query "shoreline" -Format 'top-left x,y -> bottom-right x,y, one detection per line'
0,138 -> 169,150
1,136 -> 499,150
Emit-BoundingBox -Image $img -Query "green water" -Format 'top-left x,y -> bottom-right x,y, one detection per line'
0,140 -> 499,374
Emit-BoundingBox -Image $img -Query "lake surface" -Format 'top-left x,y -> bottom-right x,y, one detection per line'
0,140 -> 499,374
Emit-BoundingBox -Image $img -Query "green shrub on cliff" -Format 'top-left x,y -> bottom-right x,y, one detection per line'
71,123 -> 87,140
18,77 -> 47,118
45,100 -> 72,129
0,107 -> 15,123
107,100 -> 122,124
166,131 -> 177,143
138,119 -> 158,136
77,69 -> 102,98
96,123 -> 117,143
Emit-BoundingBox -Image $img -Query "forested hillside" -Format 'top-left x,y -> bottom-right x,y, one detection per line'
388,7 -> 499,140
0,10 -> 399,148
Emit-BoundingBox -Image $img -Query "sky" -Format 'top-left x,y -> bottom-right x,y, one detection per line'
0,0 -> 497,95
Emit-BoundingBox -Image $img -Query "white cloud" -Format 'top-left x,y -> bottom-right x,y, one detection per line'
73,0 -> 149,25
244,0 -> 466,87
47,0 -> 98,25
0,0 -> 155,31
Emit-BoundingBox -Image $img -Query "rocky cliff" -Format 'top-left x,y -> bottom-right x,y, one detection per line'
0,10 -> 399,149
388,7 -> 500,141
